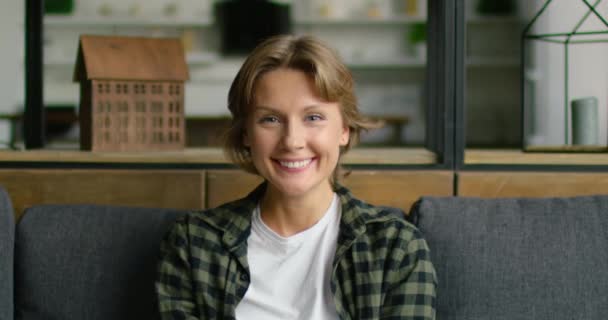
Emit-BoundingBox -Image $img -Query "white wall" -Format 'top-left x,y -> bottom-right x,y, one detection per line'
0,1 -> 24,114
0,1 -> 23,146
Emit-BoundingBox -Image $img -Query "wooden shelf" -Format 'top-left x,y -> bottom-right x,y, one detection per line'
0,147 -> 437,165
294,16 -> 426,25
44,52 -> 218,67
346,58 -> 426,68
466,56 -> 519,67
466,149 -> 608,165
466,15 -> 522,24
44,15 -> 212,27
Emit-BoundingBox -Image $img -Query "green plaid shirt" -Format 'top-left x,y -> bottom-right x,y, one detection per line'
157,183 -> 436,319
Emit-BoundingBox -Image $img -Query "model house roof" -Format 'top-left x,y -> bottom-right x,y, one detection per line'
73,35 -> 190,82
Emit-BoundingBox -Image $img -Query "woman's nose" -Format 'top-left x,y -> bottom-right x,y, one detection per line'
281,122 -> 305,150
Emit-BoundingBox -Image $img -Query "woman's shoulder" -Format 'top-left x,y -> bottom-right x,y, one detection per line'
169,195 -> 256,238
336,185 -> 414,226
171,183 -> 264,241
362,206 -> 423,243
335,186 -> 427,253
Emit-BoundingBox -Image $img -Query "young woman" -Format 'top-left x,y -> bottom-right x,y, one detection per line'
156,35 -> 436,320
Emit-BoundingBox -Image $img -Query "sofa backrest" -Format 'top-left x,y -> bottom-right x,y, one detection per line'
14,204 -> 188,320
0,186 -> 14,320
412,195 -> 608,320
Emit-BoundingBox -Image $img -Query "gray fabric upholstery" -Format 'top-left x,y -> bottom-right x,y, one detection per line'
15,204 -> 188,320
0,186 -> 14,320
412,195 -> 608,320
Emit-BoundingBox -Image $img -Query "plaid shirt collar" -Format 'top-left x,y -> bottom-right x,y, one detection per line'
199,181 -> 393,253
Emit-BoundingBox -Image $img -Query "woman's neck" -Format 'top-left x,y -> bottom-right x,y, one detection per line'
259,183 -> 335,237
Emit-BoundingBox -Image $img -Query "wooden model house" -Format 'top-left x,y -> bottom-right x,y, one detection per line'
74,35 -> 189,151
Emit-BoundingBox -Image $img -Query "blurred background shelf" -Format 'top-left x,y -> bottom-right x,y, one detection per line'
0,147 -> 437,165
1,0 -> 529,150
294,16 -> 426,25
44,15 -> 213,27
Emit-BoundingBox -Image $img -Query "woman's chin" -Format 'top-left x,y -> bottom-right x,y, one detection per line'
267,179 -> 331,200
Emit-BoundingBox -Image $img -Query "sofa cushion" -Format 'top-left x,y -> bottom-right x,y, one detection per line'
15,204 -> 188,320
412,195 -> 608,320
0,186 -> 14,320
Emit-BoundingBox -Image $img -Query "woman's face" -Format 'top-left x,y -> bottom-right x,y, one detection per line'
244,68 -> 350,200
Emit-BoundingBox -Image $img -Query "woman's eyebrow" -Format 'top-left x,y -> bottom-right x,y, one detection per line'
302,105 -> 324,112
252,105 -> 324,113
251,106 -> 280,115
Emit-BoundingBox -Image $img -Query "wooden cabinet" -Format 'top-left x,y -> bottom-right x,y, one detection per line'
0,169 -> 205,220
459,171 -> 608,198
206,170 -> 453,211
0,168 -> 453,220
4,166 -> 608,220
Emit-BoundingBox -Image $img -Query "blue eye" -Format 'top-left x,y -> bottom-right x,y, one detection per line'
259,116 -> 279,124
306,114 -> 324,121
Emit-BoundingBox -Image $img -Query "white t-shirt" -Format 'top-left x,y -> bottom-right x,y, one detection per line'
235,193 -> 341,320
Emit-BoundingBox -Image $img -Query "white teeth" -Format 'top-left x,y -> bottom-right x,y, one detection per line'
279,159 -> 311,169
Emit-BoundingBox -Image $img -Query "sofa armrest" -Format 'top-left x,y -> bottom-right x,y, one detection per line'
0,186 -> 14,320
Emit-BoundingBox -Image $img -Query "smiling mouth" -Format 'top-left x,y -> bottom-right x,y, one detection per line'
277,158 -> 313,169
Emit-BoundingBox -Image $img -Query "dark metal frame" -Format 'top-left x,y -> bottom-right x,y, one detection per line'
454,0 -> 467,170
426,0 -> 458,170
425,0 -> 466,174
24,0 -> 46,148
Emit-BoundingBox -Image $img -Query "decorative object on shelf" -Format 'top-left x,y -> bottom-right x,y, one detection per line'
180,29 -> 196,53
164,1 -> 179,17
522,0 -> 608,152
476,0 -> 515,16
571,96 -> 599,145
403,0 -> 427,18
408,22 -> 427,60
73,35 -> 190,151
214,0 -> 291,55
97,3 -> 114,17
44,0 -> 74,14
128,3 -> 141,17
314,0 -> 349,19
44,105 -> 79,143
365,0 -> 388,19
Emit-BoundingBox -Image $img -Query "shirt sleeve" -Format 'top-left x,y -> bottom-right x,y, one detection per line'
382,228 -> 437,320
156,219 -> 200,320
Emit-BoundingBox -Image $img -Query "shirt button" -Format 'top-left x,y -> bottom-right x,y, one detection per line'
240,274 -> 249,281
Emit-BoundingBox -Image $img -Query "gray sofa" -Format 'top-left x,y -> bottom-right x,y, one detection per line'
411,195 -> 608,320
0,186 -> 188,320
1,185 -> 608,319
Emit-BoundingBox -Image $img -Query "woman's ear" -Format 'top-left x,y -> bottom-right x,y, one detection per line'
339,125 -> 350,146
